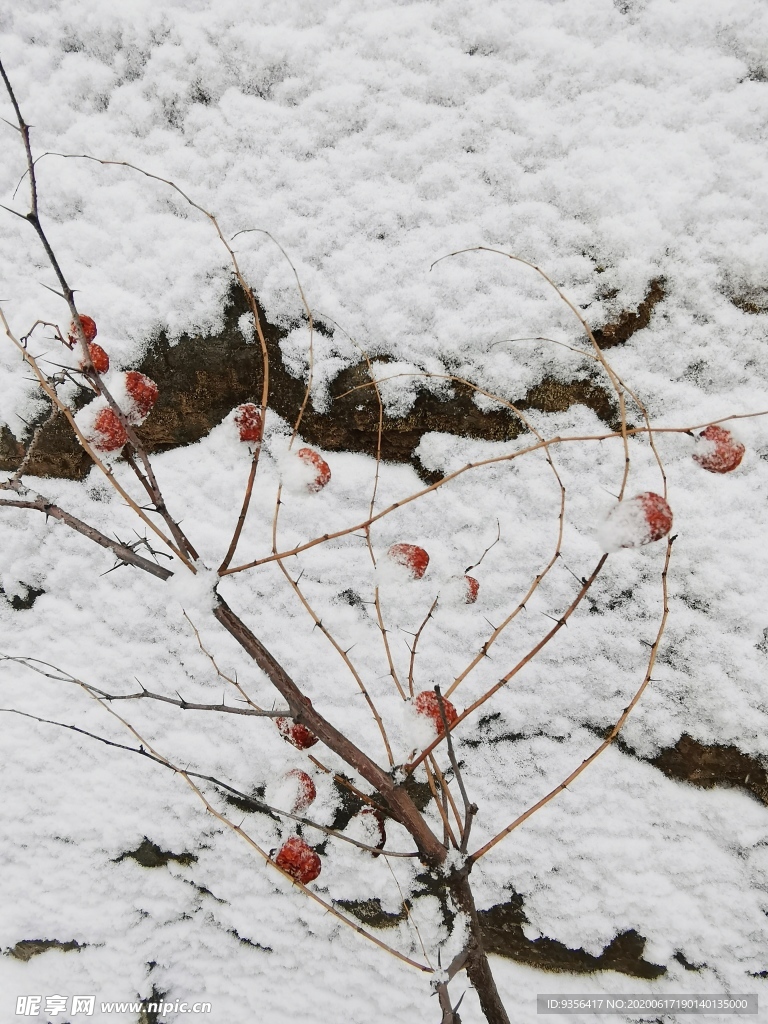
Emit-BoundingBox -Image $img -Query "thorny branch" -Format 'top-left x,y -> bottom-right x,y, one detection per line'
0,704 -> 418,859
0,487 -> 173,580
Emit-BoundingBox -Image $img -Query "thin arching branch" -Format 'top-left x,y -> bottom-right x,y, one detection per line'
470,535 -> 675,861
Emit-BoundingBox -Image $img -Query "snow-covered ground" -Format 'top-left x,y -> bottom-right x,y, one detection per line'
2,1 -> 768,1021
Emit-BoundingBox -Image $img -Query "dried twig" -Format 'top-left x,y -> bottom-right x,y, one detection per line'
470,536 -> 675,861
0,489 -> 173,580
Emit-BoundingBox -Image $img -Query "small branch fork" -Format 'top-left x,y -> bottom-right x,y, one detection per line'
435,687 -> 477,856
0,485 -> 173,580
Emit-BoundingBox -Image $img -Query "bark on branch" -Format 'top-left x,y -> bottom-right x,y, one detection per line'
0,490 -> 173,580
212,594 -> 446,866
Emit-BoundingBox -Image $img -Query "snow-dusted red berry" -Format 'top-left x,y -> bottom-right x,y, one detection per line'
235,403 -> 263,443
414,690 -> 459,733
601,492 -> 673,550
124,371 -> 159,421
91,408 -> 128,452
275,717 -> 318,750
693,424 -> 745,474
67,314 -> 97,346
274,836 -> 321,884
356,808 -> 386,852
297,447 -> 331,491
387,543 -> 429,579
79,342 -> 109,375
464,575 -> 480,604
285,769 -> 316,813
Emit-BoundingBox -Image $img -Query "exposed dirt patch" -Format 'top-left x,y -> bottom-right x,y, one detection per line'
650,733 -> 768,806
591,278 -> 665,349
334,897 -> 411,929
478,897 -> 665,979
114,837 -> 197,869
0,277 -> 665,480
6,937 -> 84,961
0,582 -> 44,610
336,886 -> 666,978
138,985 -> 167,1024
732,294 -> 768,315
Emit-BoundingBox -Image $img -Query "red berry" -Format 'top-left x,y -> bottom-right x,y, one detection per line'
387,543 -> 429,579
285,769 -> 317,813
67,314 -> 98,346
693,424 -> 745,474
464,575 -> 480,603
297,447 -> 331,492
356,807 -> 386,853
274,836 -> 321,884
276,717 -> 318,750
79,342 -> 110,375
235,403 -> 263,443
637,492 -> 673,542
414,690 -> 459,734
602,492 -> 673,549
124,371 -> 159,422
92,408 -> 128,452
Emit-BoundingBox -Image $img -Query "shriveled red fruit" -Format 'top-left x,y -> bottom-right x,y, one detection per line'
636,492 -> 673,542
602,492 -> 673,550
297,447 -> 331,491
125,371 -> 159,422
275,717 -> 318,750
79,342 -> 110,375
67,314 -> 97,346
357,807 -> 386,853
91,407 -> 128,452
235,403 -> 263,443
274,836 -> 321,884
285,769 -> 316,813
414,690 -> 459,734
464,575 -> 480,604
693,424 -> 745,474
387,543 -> 429,579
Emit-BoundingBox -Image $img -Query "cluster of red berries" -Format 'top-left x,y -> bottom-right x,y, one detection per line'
234,406 -> 332,492
68,317 -> 160,455
67,315 -> 110,374
267,764 -> 322,882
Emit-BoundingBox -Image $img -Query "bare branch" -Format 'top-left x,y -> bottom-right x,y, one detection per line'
212,594 -> 448,867
0,489 -> 173,580
470,536 -> 675,861
434,687 -> 475,854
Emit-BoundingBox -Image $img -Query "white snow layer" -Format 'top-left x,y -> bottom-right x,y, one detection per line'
2,1 -> 768,1022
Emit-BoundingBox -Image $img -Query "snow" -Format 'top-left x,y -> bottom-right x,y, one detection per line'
2,0 -> 768,1022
